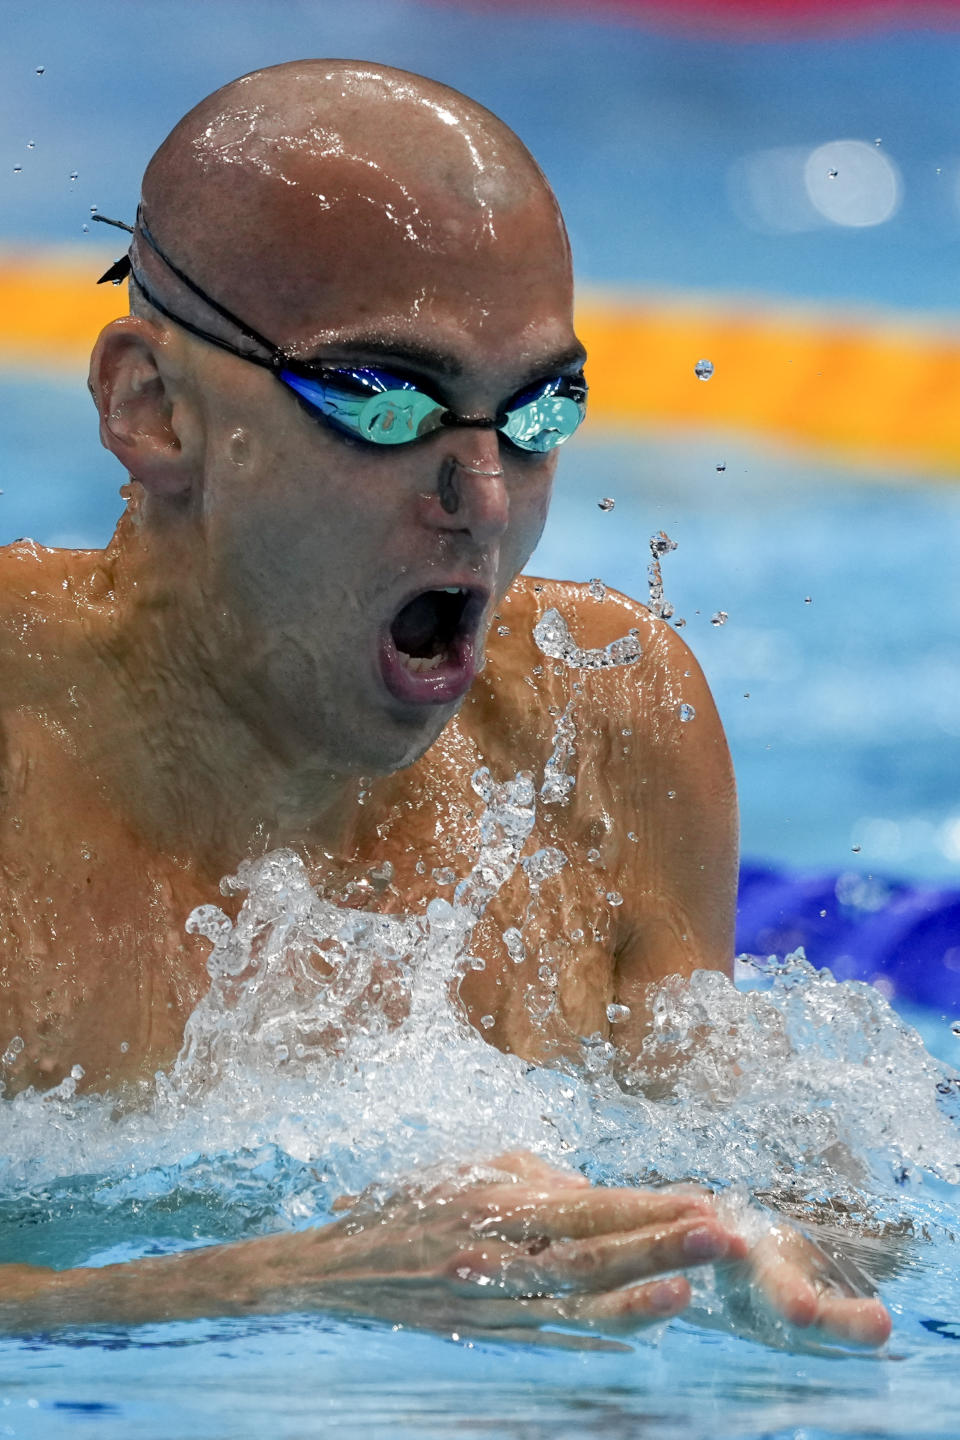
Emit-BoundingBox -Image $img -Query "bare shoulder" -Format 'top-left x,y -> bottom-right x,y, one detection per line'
0,540 -> 108,759
462,573 -> 738,986
0,539 -> 105,654
481,573 -> 720,729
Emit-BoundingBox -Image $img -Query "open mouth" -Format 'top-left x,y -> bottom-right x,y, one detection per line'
380,585 -> 486,706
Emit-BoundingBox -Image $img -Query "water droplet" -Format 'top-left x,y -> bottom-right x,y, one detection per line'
588,577 -> 606,601
828,167 -> 839,179
710,611 -> 728,627
743,692 -> 750,698
26,141 -> 35,151
497,625 -> 510,636
651,532 -> 677,558
69,171 -> 78,183
597,497 -> 615,512
90,205 -> 98,214
874,137 -> 882,147
2,1036 -> 24,1066
185,904 -> 233,943
606,1002 -> 631,1023
819,909 -> 828,918
228,428 -> 249,467
569,928 -> 584,941
81,224 -> 89,233
667,790 -> 677,800
468,955 -> 486,971
621,727 -> 632,736
674,617 -> 686,628
503,927 -> 525,963
414,859 -> 425,875
804,596 -> 813,604
694,358 -> 714,381
586,847 -> 601,863
678,703 -> 696,722
480,1014 -> 495,1030
715,462 -> 726,472
119,1041 -> 129,1053
367,859 -> 394,889
952,1021 -> 960,1037
35,66 -> 45,75
12,166 -> 21,175
627,831 -> 638,843
70,1064 -> 85,1081
432,867 -> 456,886
606,891 -> 624,907
851,844 -> 862,853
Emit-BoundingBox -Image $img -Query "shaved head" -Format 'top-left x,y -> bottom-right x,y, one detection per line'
89,60 -> 581,788
134,60 -> 570,355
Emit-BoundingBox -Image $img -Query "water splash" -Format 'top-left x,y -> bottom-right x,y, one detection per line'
532,608 -> 642,670
647,531 -> 677,621
0,614 -> 959,1282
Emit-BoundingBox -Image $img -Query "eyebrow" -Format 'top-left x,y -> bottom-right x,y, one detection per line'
307,335 -> 589,386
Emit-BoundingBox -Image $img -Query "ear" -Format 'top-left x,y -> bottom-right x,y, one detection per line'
88,316 -> 200,499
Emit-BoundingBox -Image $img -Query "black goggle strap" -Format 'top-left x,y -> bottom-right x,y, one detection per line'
93,209 -> 283,371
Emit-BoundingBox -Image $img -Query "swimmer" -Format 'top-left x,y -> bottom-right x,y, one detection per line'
0,61 -> 890,1349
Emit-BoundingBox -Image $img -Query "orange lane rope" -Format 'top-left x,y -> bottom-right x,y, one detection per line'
1,254 -> 958,479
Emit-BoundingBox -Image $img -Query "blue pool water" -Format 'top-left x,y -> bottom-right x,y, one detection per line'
2,384 -> 960,1437
5,375 -> 960,886
4,2 -> 960,1435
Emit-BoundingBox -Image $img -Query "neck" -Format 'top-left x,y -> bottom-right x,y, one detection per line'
77,512 -> 367,878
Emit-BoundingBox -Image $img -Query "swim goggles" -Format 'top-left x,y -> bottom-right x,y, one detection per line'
94,213 -> 587,454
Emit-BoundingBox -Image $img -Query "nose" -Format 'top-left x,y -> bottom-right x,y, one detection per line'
424,429 -> 509,545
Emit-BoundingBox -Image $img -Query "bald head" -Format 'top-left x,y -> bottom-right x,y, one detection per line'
135,61 -> 570,354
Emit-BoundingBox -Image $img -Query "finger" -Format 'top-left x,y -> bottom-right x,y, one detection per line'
563,1275 -> 692,1332
473,1184 -> 721,1244
505,1216 -> 746,1295
488,1274 -> 692,1334
810,1293 -> 892,1347
749,1250 -> 819,1328
744,1237 -> 892,1348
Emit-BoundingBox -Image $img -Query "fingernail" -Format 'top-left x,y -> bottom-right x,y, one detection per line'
682,1225 -> 727,1260
649,1279 -> 685,1313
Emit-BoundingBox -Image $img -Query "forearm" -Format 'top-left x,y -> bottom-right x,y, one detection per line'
0,1231 -> 343,1332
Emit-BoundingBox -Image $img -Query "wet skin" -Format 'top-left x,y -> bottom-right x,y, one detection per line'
0,61 -> 890,1349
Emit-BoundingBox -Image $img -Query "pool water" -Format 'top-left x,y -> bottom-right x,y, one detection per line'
3,5 -> 960,1427
0,772 -> 959,1439
3,388 -> 960,1438
5,375 -> 960,884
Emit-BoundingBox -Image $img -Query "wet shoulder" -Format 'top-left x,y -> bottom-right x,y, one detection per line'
489,572 -> 705,698
462,574 -> 712,766
0,540 -> 105,697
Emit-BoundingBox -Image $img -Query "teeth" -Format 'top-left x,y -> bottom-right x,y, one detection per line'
403,652 -> 444,673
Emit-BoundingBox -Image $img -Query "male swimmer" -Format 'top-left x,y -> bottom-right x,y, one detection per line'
0,61 -> 890,1347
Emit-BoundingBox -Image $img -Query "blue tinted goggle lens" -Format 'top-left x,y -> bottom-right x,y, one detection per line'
279,367 -> 587,453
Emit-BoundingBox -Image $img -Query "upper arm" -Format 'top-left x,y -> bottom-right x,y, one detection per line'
595,596 -> 739,1030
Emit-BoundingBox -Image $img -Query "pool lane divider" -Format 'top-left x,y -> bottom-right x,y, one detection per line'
1,253 -> 959,480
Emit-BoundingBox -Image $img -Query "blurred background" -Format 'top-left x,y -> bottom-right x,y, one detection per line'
2,0 -> 959,938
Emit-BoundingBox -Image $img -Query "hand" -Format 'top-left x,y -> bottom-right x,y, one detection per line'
724,1221 -> 893,1350
0,1154 -> 741,1340
303,1151 -> 748,1346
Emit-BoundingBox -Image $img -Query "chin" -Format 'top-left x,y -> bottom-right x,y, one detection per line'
295,699 -> 452,780
360,708 -> 456,777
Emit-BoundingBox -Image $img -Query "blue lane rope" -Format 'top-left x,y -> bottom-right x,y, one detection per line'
737,863 -> 960,1008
